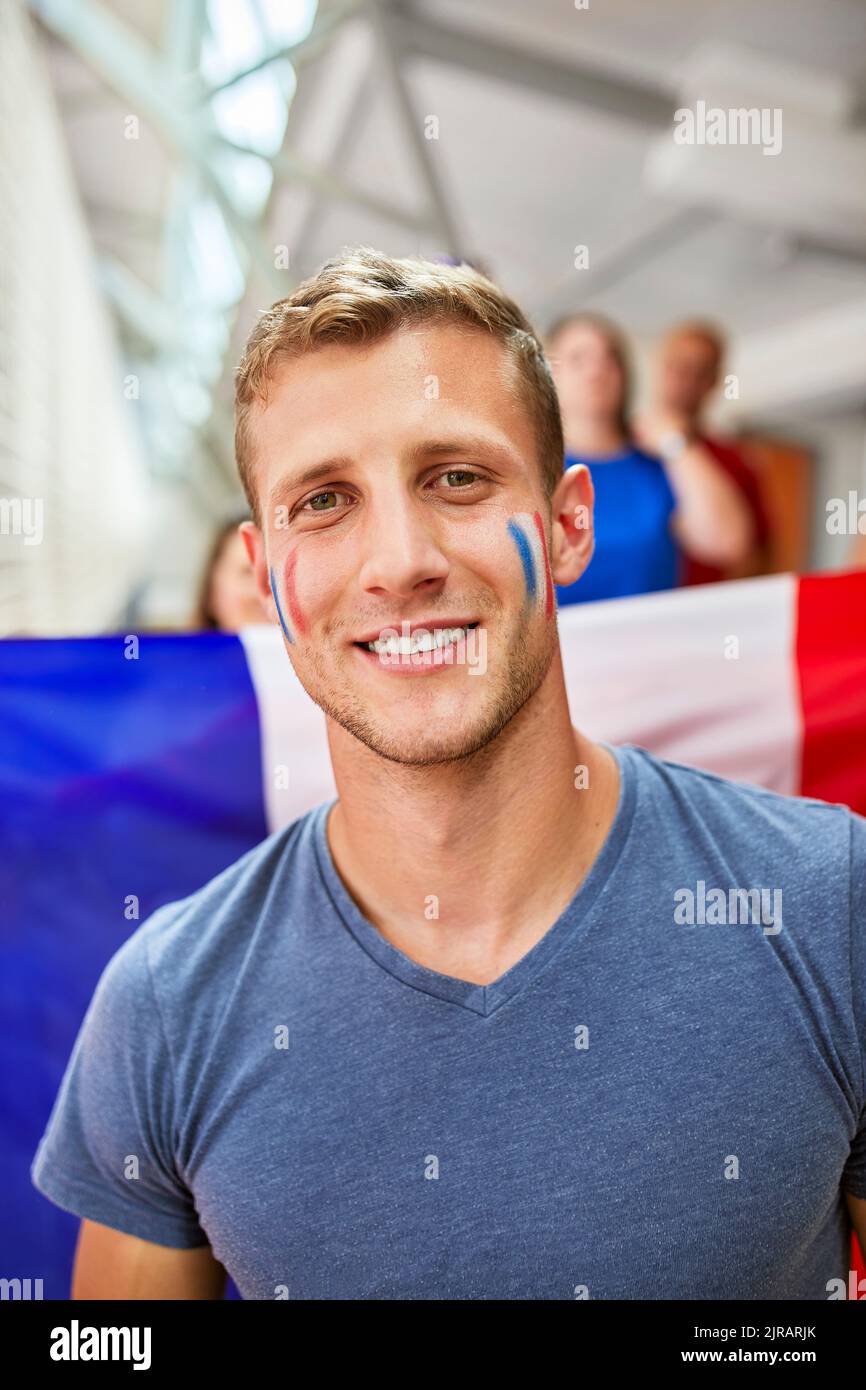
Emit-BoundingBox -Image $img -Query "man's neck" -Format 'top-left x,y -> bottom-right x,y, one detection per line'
323,652 -> 621,985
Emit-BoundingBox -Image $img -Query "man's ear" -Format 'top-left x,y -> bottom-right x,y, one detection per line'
549,463 -> 595,588
239,520 -> 275,613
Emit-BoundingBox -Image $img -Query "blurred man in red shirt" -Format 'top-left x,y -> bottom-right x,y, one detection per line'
645,321 -> 769,585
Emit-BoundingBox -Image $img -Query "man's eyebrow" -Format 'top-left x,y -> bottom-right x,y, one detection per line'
267,437 -> 518,509
406,436 -> 517,467
267,458 -> 354,510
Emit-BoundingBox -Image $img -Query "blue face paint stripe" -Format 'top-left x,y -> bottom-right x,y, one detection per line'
269,565 -> 294,644
507,518 -> 537,601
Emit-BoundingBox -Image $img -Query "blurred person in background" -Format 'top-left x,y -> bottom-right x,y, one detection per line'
547,313 -> 753,606
194,516 -> 265,630
644,320 -> 768,585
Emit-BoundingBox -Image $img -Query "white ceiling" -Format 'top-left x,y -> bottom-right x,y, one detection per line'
415,0 -> 866,88
36,0 -> 866,432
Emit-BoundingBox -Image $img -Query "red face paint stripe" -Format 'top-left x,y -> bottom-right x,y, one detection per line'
284,550 -> 307,637
532,510 -> 554,618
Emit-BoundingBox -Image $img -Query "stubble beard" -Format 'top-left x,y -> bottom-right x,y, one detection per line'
290,618 -> 557,768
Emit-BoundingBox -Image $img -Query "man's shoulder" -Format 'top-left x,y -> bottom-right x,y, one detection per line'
621,742 -> 863,861
114,801 -> 329,990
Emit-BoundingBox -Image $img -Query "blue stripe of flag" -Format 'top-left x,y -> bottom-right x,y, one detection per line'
0,633 -> 268,1298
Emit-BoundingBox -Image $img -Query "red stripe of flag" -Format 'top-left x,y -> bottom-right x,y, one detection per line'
797,569 -> 866,815
796,568 -> 866,1286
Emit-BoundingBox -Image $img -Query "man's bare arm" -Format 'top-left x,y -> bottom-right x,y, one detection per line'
71,1218 -> 227,1300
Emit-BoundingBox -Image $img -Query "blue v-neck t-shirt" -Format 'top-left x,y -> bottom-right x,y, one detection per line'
31,744 -> 866,1299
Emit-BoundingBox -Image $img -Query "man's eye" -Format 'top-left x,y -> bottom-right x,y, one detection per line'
302,490 -> 344,513
439,469 -> 480,489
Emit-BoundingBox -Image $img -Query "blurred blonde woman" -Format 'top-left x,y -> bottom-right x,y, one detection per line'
194,517 -> 266,631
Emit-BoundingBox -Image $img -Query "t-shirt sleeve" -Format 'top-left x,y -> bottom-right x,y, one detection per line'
30,918 -> 209,1248
841,810 -> 866,1200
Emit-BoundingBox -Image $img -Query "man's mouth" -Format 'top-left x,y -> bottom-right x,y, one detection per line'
354,621 -> 480,658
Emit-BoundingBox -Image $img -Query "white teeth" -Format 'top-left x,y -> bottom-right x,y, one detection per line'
366,626 -> 469,656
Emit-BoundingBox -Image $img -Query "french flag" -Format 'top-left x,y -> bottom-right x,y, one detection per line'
3,568 -> 865,1295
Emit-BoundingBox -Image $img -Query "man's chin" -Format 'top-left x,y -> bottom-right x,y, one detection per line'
328,709 -> 500,768
323,668 -> 550,766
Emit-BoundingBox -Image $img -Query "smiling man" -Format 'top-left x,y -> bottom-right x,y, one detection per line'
32,248 -> 866,1300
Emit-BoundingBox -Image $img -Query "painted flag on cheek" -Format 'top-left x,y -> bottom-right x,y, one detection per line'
269,551 -> 308,644
2,569 -> 865,1294
507,511 -> 555,619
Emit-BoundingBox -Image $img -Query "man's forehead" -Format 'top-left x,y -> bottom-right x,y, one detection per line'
250,321 -> 522,440
268,319 -> 513,390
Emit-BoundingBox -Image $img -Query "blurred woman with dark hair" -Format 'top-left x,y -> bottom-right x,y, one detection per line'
545,312 -> 752,605
194,517 -> 266,631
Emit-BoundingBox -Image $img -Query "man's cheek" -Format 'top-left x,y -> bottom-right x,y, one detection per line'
274,546 -> 356,647
506,511 -> 554,618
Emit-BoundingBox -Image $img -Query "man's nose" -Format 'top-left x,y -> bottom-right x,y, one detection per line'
356,495 -> 450,598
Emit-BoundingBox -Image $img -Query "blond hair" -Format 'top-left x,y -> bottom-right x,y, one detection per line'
234,246 -> 564,523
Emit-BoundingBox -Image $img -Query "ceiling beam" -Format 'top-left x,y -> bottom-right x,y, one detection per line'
219,135 -> 435,234
389,2 -> 673,129
367,0 -> 462,256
